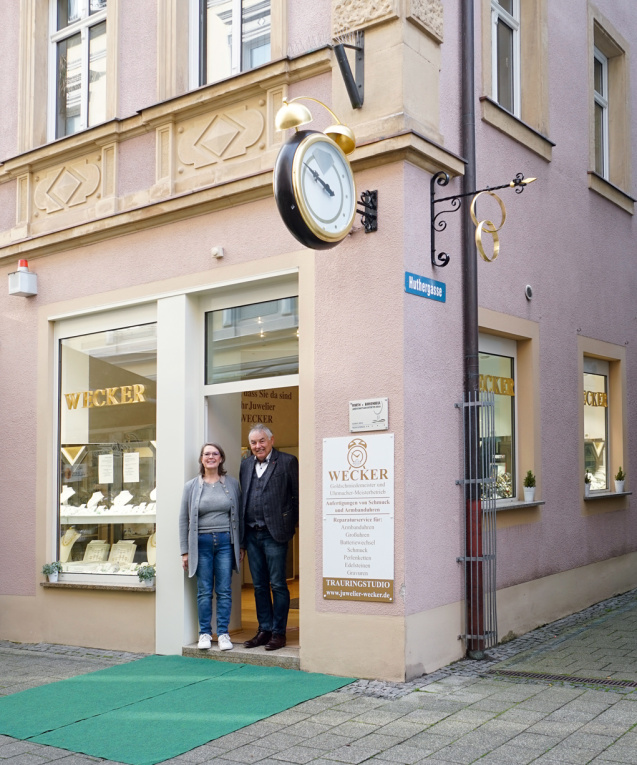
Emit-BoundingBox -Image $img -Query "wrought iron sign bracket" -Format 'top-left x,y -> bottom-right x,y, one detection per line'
357,189 -> 378,233
431,171 -> 533,267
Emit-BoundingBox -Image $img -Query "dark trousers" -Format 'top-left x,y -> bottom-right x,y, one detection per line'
244,526 -> 289,635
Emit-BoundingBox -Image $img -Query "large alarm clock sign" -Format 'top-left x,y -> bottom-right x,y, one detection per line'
273,130 -> 357,250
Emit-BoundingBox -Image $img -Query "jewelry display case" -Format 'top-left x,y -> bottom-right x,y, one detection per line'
59,442 -> 156,576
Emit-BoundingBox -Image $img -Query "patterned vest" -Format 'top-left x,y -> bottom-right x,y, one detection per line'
246,462 -> 267,527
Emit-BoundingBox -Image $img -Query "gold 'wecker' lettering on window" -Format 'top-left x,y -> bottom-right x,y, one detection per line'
64,384 -> 146,410
478,375 -> 514,396
583,390 -> 608,407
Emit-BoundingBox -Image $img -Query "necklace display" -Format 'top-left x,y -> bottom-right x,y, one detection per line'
61,527 -> 80,546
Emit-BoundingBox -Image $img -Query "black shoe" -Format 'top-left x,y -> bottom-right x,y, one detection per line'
264,634 -> 286,651
243,630 -> 272,648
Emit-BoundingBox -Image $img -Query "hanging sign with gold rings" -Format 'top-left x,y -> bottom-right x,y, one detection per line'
469,191 -> 507,262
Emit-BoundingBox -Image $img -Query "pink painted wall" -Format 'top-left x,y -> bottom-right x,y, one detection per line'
0,0 -> 20,161
118,0 -> 157,117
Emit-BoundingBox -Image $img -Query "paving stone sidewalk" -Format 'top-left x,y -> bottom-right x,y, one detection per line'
2,588 -> 637,765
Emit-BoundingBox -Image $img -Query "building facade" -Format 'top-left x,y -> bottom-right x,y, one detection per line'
0,0 -> 635,682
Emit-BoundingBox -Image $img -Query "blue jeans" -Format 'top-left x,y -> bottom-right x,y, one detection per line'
244,526 -> 290,635
195,532 -> 233,636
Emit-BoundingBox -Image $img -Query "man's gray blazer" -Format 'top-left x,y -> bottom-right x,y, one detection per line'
240,448 -> 299,544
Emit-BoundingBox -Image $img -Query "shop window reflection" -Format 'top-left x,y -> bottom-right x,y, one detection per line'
479,352 -> 516,500
206,297 -> 298,384
583,369 -> 608,491
58,324 -> 157,580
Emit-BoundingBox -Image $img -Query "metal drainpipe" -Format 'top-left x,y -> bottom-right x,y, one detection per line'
461,0 -> 485,659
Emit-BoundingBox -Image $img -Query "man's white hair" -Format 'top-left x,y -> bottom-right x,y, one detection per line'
249,423 -> 273,438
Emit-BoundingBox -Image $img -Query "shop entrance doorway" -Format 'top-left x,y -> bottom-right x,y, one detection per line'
204,385 -> 299,648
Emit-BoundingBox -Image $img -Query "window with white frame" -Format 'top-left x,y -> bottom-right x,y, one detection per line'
491,0 -> 520,117
593,47 -> 609,179
479,334 -> 517,501
190,0 -> 271,88
50,0 -> 108,139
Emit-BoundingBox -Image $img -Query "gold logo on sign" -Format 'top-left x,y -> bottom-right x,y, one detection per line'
347,438 -> 368,469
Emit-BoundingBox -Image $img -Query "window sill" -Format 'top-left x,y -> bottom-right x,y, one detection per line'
495,499 -> 545,511
41,582 -> 154,592
584,490 -> 632,501
480,97 -> 554,161
587,172 -> 635,215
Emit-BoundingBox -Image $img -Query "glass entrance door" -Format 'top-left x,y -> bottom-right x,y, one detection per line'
204,384 -> 299,639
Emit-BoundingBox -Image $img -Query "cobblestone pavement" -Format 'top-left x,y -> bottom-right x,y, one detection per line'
2,588 -> 637,764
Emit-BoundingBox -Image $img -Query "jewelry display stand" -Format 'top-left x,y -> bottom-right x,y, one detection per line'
108,541 -> 137,565
147,533 -> 156,564
60,527 -> 81,562
83,540 -> 111,562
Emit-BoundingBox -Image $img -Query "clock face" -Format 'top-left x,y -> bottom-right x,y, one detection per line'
292,133 -> 356,242
273,130 -> 356,249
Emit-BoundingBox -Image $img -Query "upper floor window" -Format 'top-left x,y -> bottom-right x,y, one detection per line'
51,0 -> 108,138
190,0 -> 272,88
491,0 -> 520,116
589,21 -> 632,201
594,47 -> 609,179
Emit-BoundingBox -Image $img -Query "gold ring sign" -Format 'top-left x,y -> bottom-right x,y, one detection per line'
470,191 -> 507,262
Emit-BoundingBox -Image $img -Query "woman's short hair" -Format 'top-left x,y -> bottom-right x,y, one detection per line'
198,443 -> 227,476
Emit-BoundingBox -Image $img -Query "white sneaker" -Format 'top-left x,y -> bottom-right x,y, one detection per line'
218,633 -> 233,651
198,634 -> 212,650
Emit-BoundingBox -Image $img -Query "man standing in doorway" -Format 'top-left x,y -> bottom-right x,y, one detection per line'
241,424 -> 299,651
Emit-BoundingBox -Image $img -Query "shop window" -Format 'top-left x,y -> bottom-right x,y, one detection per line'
491,0 -> 520,116
583,358 -> 609,491
58,323 -> 157,580
190,0 -> 272,88
479,334 -> 517,501
589,20 -> 631,201
49,0 -> 108,139
205,296 -> 298,385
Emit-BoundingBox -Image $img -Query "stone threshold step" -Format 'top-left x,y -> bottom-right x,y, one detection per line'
183,642 -> 300,670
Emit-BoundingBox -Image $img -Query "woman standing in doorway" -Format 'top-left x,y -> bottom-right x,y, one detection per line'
179,443 -> 242,651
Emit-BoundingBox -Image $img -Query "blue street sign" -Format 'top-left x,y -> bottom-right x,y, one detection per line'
404,272 -> 446,302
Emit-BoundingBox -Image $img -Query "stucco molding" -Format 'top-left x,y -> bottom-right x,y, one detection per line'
406,0 -> 443,43
0,130 -> 464,260
332,0 -> 398,36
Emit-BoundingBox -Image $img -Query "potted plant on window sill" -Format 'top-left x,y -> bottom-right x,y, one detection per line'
137,564 -> 156,587
584,472 -> 592,497
42,561 -> 63,583
523,470 -> 536,502
615,466 -> 626,493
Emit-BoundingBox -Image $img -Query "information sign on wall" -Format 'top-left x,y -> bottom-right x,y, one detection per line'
322,434 -> 394,601
349,397 -> 388,432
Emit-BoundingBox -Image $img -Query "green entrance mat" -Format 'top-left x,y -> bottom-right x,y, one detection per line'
0,656 -> 354,765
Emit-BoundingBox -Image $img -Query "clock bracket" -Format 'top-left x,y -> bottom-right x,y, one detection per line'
332,31 -> 364,110
357,190 -> 378,233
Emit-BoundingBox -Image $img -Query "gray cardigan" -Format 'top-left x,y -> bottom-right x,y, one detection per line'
179,475 -> 242,577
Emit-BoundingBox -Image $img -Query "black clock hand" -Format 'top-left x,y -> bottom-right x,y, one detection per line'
304,162 -> 335,196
